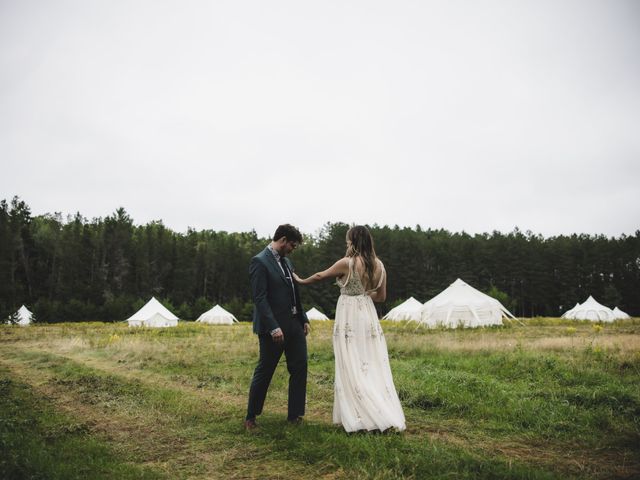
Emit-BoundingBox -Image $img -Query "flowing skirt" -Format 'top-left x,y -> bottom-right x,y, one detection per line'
333,294 -> 406,432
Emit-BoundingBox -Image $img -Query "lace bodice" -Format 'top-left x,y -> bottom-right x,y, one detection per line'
336,258 -> 385,296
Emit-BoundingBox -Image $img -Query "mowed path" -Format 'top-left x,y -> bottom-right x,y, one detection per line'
0,341 -> 320,479
1,322 -> 639,479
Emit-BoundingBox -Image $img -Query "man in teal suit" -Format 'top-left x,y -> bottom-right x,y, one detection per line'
245,224 -> 310,429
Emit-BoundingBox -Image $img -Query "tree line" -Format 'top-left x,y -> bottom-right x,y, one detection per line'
1,196 -> 638,323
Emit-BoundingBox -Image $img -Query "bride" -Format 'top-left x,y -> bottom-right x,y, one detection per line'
294,226 -> 406,432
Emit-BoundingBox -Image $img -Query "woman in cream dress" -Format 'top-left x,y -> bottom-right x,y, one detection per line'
295,226 -> 405,432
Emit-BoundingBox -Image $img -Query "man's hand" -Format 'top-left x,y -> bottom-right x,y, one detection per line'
271,328 -> 284,344
303,323 -> 311,336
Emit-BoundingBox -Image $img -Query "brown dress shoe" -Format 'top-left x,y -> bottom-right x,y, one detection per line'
244,418 -> 257,430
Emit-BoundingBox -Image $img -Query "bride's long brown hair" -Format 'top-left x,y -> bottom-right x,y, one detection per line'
345,226 -> 377,288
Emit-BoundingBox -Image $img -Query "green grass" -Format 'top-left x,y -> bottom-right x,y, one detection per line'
1,319 -> 639,479
0,366 -> 164,480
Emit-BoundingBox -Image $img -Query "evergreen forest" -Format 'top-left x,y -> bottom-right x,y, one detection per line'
1,196 -> 638,322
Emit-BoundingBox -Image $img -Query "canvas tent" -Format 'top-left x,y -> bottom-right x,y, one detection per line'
382,297 -> 423,322
7,305 -> 34,325
419,279 -> 516,328
612,306 -> 631,320
562,296 -> 615,322
306,307 -> 330,321
561,303 -> 581,319
196,304 -> 238,324
126,297 -> 178,327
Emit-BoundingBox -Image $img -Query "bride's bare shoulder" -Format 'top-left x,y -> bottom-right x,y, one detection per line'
337,257 -> 350,267
333,257 -> 350,274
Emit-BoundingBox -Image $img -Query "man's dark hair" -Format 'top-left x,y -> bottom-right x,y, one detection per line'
273,224 -> 303,243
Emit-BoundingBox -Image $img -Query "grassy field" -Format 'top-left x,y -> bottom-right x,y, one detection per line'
1,318 -> 639,479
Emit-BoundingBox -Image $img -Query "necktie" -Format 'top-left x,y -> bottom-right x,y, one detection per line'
280,258 -> 297,309
279,257 -> 289,276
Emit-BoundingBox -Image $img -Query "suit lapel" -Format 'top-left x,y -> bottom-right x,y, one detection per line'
263,247 -> 288,284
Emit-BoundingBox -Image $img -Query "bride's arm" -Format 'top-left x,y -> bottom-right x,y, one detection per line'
368,283 -> 387,302
294,258 -> 349,285
367,263 -> 387,302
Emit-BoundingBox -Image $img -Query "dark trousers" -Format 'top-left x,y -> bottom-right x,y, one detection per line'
246,315 -> 307,420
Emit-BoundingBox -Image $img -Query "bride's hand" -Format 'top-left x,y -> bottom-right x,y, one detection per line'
293,272 -> 305,284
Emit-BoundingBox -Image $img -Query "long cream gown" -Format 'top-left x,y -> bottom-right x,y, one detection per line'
332,258 -> 406,432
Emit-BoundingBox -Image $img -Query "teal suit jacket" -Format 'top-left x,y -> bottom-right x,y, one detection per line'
249,247 -> 309,334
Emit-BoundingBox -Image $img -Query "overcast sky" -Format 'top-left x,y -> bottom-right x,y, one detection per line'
1,0 -> 639,238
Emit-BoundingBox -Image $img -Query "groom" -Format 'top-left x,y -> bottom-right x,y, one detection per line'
245,224 -> 310,429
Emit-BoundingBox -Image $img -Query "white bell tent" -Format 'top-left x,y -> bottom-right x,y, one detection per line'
562,296 -> 615,322
196,304 -> 238,324
126,297 -> 178,327
382,297 -> 423,322
612,306 -> 631,320
561,303 -> 581,319
419,279 -> 516,328
7,305 -> 34,325
306,307 -> 330,321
